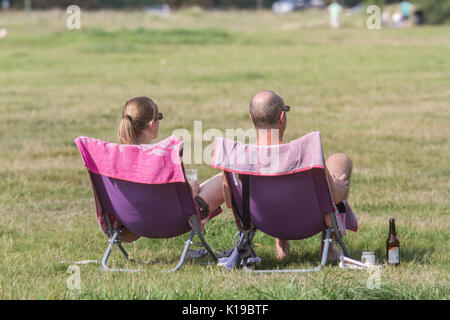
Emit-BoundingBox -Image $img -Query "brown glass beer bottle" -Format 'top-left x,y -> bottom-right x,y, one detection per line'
386,218 -> 400,266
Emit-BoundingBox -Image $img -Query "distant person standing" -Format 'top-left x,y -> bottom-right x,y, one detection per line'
328,0 -> 343,29
0,1 -> 8,40
392,11 -> 402,28
0,28 -> 7,39
400,1 -> 413,28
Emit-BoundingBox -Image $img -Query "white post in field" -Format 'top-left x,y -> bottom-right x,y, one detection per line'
256,0 -> 263,10
25,0 -> 32,13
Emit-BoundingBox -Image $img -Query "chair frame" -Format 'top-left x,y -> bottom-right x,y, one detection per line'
87,169 -> 218,273
225,172 -> 351,274
77,136 -> 219,273
100,212 -> 218,273
241,213 -> 350,273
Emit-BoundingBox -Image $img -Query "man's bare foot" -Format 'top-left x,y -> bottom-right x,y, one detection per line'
276,238 -> 290,260
328,245 -> 343,262
319,243 -> 343,263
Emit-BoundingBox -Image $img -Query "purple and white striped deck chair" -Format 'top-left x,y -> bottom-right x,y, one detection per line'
75,135 -> 220,272
212,131 -> 351,273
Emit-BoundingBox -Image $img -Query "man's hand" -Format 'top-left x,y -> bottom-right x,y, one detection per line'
332,173 -> 349,203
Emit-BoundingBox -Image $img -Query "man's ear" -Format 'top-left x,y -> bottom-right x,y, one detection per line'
279,111 -> 285,124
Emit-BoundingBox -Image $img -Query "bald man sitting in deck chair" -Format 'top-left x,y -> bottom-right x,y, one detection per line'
248,90 -> 356,261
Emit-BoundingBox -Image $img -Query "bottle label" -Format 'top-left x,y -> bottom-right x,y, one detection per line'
388,247 -> 399,264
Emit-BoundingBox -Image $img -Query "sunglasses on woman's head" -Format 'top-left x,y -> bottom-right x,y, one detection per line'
157,112 -> 163,120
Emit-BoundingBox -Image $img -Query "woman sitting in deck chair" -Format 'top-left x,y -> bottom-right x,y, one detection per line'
113,96 -> 225,242
75,96 -> 226,272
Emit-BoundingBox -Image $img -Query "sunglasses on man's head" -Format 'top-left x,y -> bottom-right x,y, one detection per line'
156,112 -> 163,120
282,106 -> 290,112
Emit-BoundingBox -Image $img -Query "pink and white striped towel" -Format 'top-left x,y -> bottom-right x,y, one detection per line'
74,135 -> 186,184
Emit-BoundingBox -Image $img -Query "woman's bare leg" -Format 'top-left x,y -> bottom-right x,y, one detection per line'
276,238 -> 290,260
197,173 -> 225,214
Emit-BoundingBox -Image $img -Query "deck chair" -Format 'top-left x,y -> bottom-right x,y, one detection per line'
75,135 -> 220,272
212,131 -> 352,273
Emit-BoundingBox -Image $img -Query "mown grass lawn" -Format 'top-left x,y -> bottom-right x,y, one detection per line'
0,8 -> 449,299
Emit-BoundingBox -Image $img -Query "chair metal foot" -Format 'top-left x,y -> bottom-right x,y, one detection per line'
167,216 -> 218,272
167,231 -> 195,273
101,230 -> 139,273
101,215 -> 217,273
243,264 -> 323,273
190,215 -> 218,261
242,229 -> 333,274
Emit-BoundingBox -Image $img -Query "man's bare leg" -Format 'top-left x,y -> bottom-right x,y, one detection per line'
319,230 -> 343,262
277,153 -> 353,261
321,153 -> 353,261
326,153 -> 352,201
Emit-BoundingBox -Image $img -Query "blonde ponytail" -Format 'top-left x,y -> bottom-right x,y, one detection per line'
117,97 -> 158,145
118,115 -> 137,144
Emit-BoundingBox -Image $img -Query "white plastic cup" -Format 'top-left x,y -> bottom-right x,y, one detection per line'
185,169 -> 198,185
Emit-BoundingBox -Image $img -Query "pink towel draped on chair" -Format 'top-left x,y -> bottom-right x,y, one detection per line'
212,131 -> 325,176
341,200 -> 358,232
212,131 -> 357,232
75,135 -> 186,184
74,135 -> 188,237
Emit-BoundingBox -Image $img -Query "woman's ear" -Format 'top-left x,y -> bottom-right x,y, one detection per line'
148,120 -> 158,139
148,120 -> 155,130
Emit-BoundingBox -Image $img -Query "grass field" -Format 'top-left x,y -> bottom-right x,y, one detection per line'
0,8 -> 449,300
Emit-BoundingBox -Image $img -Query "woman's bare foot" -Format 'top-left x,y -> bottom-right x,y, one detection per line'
276,238 -> 290,260
112,220 -> 140,243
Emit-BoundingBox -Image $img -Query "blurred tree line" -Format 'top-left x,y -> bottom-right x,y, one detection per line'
414,0 -> 450,24
8,0 -> 450,24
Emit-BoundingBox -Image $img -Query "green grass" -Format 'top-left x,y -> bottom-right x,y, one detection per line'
0,9 -> 449,300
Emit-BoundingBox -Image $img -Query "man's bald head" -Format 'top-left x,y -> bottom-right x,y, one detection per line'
249,90 -> 285,129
